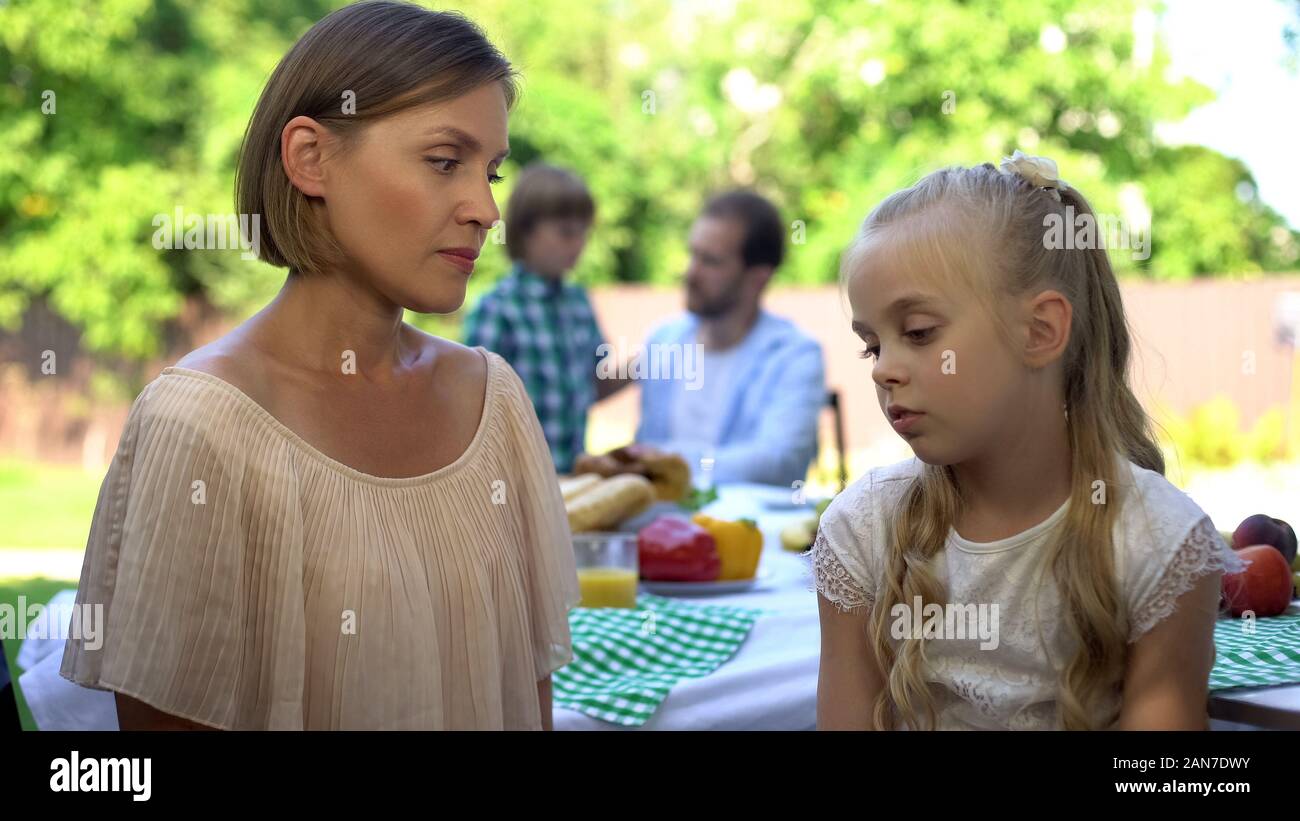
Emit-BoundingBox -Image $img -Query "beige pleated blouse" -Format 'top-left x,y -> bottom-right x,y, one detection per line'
60,348 -> 582,730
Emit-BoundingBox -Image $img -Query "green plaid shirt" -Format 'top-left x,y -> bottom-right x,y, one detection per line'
462,263 -> 607,473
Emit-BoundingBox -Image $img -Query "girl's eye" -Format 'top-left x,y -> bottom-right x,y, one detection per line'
858,328 -> 934,361
488,173 -> 505,186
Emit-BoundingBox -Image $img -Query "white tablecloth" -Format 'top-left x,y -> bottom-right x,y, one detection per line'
15,483 -> 1294,730
554,484 -> 821,730
17,589 -> 119,730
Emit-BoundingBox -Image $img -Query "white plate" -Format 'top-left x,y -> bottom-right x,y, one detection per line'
640,567 -> 774,596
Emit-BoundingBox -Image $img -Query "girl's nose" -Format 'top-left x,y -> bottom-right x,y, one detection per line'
872,354 -> 908,389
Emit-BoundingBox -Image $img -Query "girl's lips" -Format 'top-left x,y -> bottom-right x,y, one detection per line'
891,411 -> 924,434
437,251 -> 475,274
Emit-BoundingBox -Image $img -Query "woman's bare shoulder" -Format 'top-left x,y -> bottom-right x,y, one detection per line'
411,326 -> 489,389
171,331 -> 276,407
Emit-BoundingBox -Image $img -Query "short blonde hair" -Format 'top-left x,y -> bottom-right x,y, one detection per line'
236,1 -> 517,276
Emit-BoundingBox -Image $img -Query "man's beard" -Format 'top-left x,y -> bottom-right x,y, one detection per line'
688,273 -> 745,318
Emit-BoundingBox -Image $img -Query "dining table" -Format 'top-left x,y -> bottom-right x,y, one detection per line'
14,483 -> 1300,730
555,483 -> 1300,731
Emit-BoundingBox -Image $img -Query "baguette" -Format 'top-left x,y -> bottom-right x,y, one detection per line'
573,446 -> 691,503
565,474 -> 655,533
559,473 -> 603,502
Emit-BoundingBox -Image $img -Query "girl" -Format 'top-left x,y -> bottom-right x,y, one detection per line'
812,152 -> 1244,730
60,1 -> 581,730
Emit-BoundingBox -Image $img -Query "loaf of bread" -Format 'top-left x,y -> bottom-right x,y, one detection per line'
559,473 -> 602,502
564,474 -> 655,533
640,450 -> 690,502
572,445 -> 690,503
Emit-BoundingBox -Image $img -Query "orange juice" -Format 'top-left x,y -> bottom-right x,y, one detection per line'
577,567 -> 639,608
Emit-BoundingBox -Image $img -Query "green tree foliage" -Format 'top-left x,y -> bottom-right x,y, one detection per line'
1,0 -> 1296,363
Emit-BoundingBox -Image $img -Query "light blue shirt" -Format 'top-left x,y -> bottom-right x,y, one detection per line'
636,310 -> 826,487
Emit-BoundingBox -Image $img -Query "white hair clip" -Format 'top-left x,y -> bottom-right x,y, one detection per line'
999,149 -> 1069,202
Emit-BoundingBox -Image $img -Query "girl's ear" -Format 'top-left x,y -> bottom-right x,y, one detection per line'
1022,288 -> 1072,368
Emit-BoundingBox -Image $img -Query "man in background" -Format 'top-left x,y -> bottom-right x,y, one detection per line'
636,190 -> 825,487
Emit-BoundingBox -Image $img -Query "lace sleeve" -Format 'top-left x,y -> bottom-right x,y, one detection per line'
1128,516 -> 1245,643
809,528 -> 873,614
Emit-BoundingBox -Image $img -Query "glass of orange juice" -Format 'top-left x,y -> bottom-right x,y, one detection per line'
573,532 -> 639,608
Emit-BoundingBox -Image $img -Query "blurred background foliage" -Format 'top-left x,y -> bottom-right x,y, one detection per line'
1157,396 -> 1290,470
1,0 -> 1298,371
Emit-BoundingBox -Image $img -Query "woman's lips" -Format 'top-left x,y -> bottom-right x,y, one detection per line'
891,411 -> 924,434
437,250 -> 475,274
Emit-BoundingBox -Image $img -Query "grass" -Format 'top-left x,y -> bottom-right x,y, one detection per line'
0,459 -> 102,548
0,458 -> 98,728
2,575 -> 81,731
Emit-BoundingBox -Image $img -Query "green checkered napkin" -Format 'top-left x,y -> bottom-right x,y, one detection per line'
1210,614 -> 1300,690
552,593 -> 765,726
554,604 -> 1300,724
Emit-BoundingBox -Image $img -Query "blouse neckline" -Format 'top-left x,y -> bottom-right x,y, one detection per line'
156,347 -> 501,488
947,495 -> 1072,554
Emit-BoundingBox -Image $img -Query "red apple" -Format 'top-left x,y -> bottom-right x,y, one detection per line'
1233,514 -> 1297,566
1222,545 -> 1295,617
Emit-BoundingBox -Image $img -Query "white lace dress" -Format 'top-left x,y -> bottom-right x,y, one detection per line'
810,455 -> 1245,730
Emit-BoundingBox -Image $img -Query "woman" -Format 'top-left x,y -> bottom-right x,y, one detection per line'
60,1 -> 581,730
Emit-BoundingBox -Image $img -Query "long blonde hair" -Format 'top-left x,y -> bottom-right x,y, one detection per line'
841,162 -> 1164,730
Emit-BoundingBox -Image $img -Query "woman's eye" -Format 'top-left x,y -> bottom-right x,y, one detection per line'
425,157 -> 459,173
858,345 -> 879,360
905,327 -> 935,342
426,158 -> 504,186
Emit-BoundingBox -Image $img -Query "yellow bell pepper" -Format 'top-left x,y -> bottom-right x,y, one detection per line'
691,514 -> 762,581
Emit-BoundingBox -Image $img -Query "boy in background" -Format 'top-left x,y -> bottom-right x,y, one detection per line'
463,163 -> 632,472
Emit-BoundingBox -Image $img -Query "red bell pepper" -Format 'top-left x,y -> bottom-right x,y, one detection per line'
637,516 -> 721,582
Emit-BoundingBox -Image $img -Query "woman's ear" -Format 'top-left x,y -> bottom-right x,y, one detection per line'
1022,289 -> 1072,368
280,115 -> 331,199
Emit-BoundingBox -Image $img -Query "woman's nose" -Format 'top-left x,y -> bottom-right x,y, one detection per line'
459,178 -> 500,229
